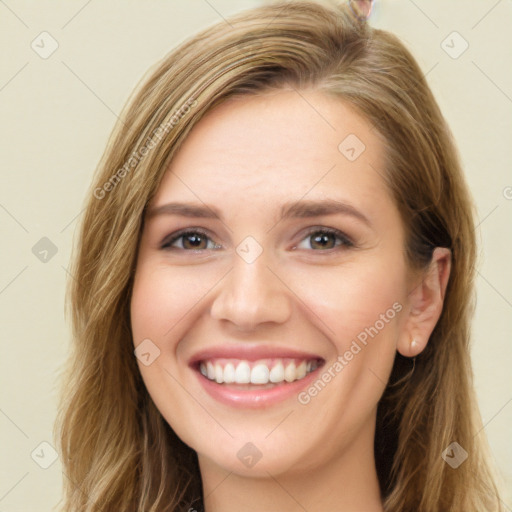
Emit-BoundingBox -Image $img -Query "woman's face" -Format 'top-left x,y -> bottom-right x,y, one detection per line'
131,89 -> 413,477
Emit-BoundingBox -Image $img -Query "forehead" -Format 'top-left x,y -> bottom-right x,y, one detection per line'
152,89 -> 390,215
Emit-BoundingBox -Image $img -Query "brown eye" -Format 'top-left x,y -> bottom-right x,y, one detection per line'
182,233 -> 207,250
295,228 -> 354,251
161,229 -> 220,251
309,232 -> 337,250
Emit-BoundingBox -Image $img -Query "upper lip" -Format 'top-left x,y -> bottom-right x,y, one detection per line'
189,344 -> 324,366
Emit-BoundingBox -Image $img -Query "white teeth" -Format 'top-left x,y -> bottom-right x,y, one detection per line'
296,361 -> 307,380
269,362 -> 285,383
207,361 -> 215,380
235,361 -> 251,384
214,363 -> 224,383
284,362 -> 296,383
199,358 -> 319,385
223,362 -> 236,383
251,363 -> 270,384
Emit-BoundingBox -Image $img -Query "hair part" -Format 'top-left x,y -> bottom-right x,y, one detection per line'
55,1 -> 503,511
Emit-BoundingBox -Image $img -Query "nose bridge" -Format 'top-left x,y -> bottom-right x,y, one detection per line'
210,247 -> 291,329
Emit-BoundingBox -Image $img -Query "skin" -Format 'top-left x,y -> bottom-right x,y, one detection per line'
130,89 -> 451,512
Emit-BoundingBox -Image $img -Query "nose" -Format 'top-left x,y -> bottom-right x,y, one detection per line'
209,251 -> 292,331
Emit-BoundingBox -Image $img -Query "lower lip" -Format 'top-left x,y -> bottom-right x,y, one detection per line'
195,367 -> 323,409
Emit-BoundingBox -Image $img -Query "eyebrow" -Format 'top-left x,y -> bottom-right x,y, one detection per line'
146,199 -> 372,227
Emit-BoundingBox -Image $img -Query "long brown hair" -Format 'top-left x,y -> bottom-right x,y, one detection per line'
54,1 -> 503,510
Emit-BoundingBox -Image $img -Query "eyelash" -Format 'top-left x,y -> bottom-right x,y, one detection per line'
160,226 -> 355,252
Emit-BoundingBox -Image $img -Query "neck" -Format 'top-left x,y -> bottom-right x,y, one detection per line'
198,424 -> 383,512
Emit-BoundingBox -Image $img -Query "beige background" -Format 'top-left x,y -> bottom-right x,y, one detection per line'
0,1 -> 511,510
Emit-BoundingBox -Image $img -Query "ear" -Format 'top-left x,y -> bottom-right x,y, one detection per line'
397,247 -> 452,358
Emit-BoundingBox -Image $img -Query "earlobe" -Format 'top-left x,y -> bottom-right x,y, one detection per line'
397,247 -> 452,358
399,337 -> 426,358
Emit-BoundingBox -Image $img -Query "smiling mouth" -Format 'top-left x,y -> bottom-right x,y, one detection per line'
196,357 -> 324,386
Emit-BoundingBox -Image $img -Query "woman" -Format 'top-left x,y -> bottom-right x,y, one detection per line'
54,1 -> 504,510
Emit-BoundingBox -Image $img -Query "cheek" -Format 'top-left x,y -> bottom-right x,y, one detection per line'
290,256 -> 407,405
293,259 -> 406,345
130,262 -> 220,342
130,262 -> 212,446
289,263 -> 404,435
